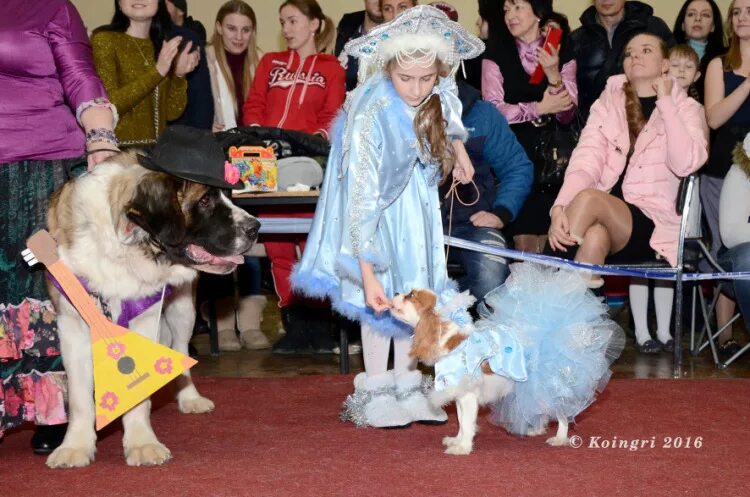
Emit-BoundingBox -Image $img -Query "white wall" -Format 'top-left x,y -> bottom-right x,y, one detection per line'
71,0 -> 733,53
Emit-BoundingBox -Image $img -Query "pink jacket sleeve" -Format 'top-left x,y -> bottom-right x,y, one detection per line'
49,2 -> 108,114
553,96 -> 610,209
481,59 -> 539,124
655,95 -> 709,177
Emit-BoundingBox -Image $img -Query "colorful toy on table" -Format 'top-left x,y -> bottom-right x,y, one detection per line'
229,145 -> 278,193
23,230 -> 197,430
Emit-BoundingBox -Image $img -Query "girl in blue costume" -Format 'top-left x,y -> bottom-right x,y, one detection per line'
292,5 -> 484,428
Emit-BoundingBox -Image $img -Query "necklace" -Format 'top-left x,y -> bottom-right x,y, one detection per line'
130,36 -> 151,67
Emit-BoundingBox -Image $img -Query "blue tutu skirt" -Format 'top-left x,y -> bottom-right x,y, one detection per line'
477,263 -> 625,435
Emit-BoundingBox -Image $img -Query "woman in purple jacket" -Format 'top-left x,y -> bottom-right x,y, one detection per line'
0,0 -> 118,453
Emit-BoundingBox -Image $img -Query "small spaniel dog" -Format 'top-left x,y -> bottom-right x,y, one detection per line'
391,289 -> 571,455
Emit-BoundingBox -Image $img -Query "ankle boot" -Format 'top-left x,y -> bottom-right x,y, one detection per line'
237,295 -> 271,350
202,297 -> 241,352
341,372 -> 412,428
309,308 -> 336,355
31,423 -> 67,455
272,305 -> 313,355
395,370 -> 447,424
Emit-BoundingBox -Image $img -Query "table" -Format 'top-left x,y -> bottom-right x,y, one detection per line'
232,190 -> 320,206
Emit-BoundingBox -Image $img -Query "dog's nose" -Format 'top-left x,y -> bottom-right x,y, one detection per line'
244,218 -> 260,240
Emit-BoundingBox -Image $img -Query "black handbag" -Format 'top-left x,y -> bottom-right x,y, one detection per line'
534,114 -> 582,194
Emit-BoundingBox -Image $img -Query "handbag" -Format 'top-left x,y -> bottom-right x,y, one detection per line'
534,112 -> 583,194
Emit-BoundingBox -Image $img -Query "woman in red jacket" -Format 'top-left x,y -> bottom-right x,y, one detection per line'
242,0 -> 343,138
242,0 -> 345,354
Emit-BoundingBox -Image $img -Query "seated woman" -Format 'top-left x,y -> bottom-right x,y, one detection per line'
717,132 -> 750,359
546,33 -> 709,353
241,0 -> 345,354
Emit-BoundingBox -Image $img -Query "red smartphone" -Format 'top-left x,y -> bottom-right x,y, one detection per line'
529,26 -> 563,84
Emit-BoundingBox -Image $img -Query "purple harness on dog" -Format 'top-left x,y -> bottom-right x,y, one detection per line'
50,274 -> 174,327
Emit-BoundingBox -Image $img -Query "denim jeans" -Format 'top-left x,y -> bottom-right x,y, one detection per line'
718,242 -> 750,322
446,224 -> 509,304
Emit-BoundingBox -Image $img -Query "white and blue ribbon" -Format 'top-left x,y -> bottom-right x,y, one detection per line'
255,217 -> 750,281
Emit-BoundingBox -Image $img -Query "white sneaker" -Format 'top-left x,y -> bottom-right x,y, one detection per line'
341,372 -> 412,428
395,370 -> 447,424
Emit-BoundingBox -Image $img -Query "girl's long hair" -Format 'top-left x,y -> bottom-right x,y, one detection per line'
94,0 -> 173,57
280,0 -> 335,53
623,34 -> 670,150
211,0 -> 260,110
388,58 -> 454,182
724,0 -> 748,71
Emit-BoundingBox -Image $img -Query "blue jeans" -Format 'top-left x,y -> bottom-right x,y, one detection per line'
446,224 -> 509,304
718,242 -> 750,322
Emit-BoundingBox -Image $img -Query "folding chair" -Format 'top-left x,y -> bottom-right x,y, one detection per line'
689,242 -> 747,369
604,175 -> 702,377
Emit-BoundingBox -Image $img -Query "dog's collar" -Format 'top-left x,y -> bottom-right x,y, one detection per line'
49,273 -> 173,328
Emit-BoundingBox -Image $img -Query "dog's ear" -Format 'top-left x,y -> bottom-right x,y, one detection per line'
411,290 -> 437,314
410,308 -> 441,363
125,172 -> 186,247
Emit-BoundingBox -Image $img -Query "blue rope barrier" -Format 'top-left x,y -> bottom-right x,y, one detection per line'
255,217 -> 750,281
445,236 -> 750,281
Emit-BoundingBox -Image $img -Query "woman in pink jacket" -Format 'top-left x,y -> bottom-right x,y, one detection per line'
547,33 -> 709,343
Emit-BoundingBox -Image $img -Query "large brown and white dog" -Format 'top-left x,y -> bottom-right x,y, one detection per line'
44,151 -> 259,468
391,289 -> 571,455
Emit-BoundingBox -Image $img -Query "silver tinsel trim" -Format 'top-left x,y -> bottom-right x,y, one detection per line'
340,385 -> 395,427
394,374 -> 436,401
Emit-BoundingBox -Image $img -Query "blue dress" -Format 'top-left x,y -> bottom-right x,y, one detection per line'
291,73 -> 467,337
480,264 -> 625,435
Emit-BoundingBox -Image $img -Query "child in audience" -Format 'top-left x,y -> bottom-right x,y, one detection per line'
628,44 -> 702,355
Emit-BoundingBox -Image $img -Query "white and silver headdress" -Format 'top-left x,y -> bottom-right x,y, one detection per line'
341,5 -> 485,84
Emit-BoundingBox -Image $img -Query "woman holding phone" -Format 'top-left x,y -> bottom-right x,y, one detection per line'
482,0 -> 577,253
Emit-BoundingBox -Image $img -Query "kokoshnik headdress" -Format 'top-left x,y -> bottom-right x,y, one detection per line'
341,5 -> 485,84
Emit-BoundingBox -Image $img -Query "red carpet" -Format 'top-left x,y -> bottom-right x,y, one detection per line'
2,377 -> 749,497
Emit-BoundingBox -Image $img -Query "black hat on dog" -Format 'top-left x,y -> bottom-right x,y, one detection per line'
138,125 -> 242,190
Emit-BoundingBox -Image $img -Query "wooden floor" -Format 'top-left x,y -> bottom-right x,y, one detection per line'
191,294 -> 750,380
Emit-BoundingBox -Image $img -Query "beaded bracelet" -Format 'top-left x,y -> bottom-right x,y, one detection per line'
85,128 -> 119,148
76,97 -> 120,128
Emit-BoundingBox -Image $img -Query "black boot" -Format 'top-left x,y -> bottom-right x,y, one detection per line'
31,423 -> 67,455
272,306 -> 313,355
309,308 -> 336,355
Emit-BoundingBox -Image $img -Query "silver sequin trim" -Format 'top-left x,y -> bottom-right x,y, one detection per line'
349,96 -> 389,256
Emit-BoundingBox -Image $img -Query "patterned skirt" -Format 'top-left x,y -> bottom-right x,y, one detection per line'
0,158 -> 75,436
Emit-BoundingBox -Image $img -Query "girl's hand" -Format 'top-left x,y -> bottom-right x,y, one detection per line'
452,139 -> 474,184
548,205 -> 577,252
156,36 -> 182,76
174,41 -> 199,78
653,76 -> 674,99
212,121 -> 225,132
363,273 -> 391,313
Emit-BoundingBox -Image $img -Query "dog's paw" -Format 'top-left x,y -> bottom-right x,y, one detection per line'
545,436 -> 570,447
125,442 -> 172,467
445,443 -> 473,456
46,445 -> 96,469
442,436 -> 458,447
178,395 -> 215,414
